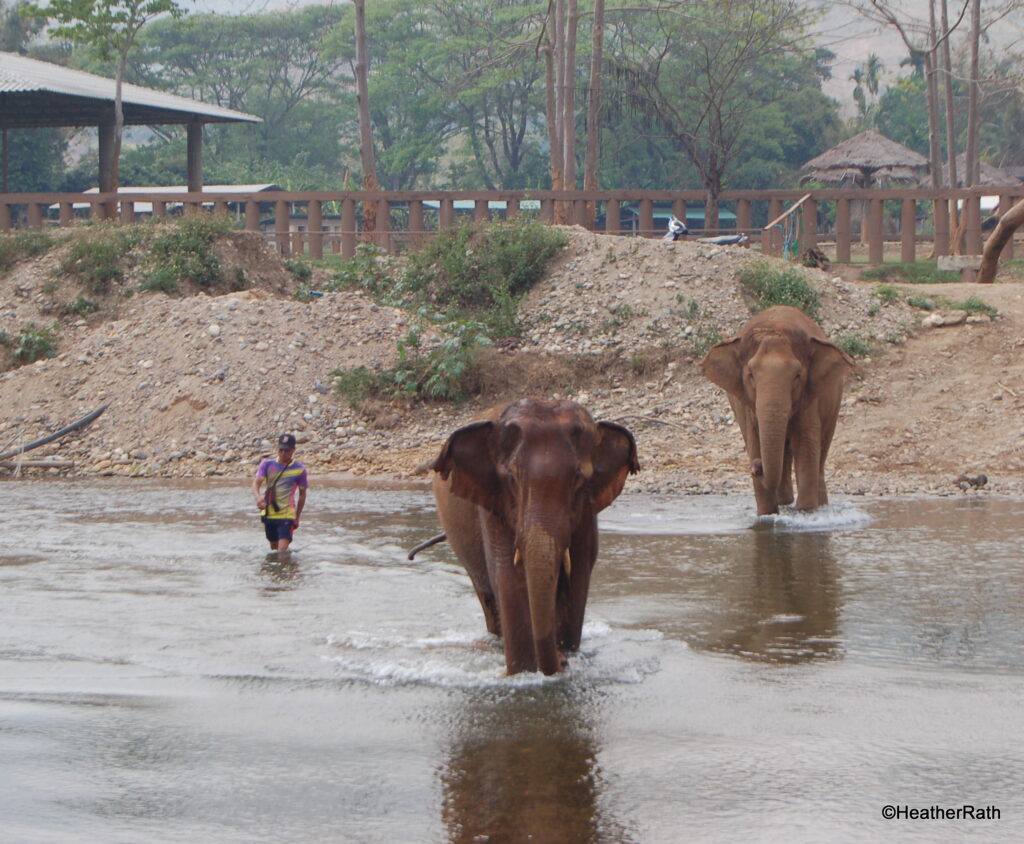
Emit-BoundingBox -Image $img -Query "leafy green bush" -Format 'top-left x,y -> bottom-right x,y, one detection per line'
12,322 -> 59,363
738,261 -> 820,317
335,318 -> 492,404
835,332 -> 874,358
59,223 -> 135,293
64,296 -> 101,317
285,258 -> 312,283
146,215 -> 234,289
0,229 -> 56,273
905,294 -> 937,311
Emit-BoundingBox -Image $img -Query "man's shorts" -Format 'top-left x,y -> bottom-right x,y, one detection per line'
262,517 -> 294,543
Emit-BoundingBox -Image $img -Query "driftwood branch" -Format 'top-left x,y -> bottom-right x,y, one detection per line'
0,404 -> 109,462
0,458 -> 75,470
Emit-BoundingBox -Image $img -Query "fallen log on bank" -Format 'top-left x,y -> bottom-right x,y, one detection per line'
0,404 -> 109,462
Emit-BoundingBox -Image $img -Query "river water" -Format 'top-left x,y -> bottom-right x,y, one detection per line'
2,480 -> 1022,843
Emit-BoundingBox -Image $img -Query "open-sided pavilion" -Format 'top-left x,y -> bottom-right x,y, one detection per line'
0,51 -> 260,193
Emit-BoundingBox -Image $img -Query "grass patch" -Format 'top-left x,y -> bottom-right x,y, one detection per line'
949,295 -> 998,319
872,284 -> 902,304
861,262 -> 958,284
737,261 -> 820,318
0,229 -> 56,273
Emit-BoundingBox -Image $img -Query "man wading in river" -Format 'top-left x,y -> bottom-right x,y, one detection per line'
252,433 -> 308,553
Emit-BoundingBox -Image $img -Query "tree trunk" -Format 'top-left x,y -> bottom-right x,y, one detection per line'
940,0 -> 959,248
353,0 -> 379,235
965,0 -> 981,187
978,197 -> 1024,283
582,0 -> 604,228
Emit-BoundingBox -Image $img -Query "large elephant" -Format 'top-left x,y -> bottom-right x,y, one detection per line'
701,306 -> 855,516
431,399 -> 639,675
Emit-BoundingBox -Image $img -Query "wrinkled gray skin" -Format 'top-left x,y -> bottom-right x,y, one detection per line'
432,399 -> 639,675
702,306 -> 856,516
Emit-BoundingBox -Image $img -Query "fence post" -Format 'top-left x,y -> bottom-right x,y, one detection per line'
408,199 -> 424,249
341,197 -> 356,258
901,198 -> 917,263
119,201 -> 133,224
933,199 -> 949,256
27,202 -> 42,228
835,199 -> 851,263
965,196 -> 982,255
377,199 -> 392,252
639,198 -> 654,237
765,198 -> 782,256
799,198 -> 817,253
245,200 -> 259,232
440,197 -> 454,229
59,201 -> 73,227
153,200 -> 167,219
736,199 -> 751,246
605,199 -> 620,234
308,200 -> 323,259
275,199 -> 290,256
474,198 -> 489,222
868,198 -> 884,264
0,202 -> 9,231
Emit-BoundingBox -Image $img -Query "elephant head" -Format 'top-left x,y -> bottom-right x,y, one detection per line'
702,306 -> 855,515
432,399 -> 639,675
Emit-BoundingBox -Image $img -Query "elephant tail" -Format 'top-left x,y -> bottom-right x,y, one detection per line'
407,533 -> 447,560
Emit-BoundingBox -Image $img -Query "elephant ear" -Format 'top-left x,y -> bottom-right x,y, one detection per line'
809,337 -> 857,384
589,421 -> 640,513
701,337 -> 743,396
432,420 -> 502,513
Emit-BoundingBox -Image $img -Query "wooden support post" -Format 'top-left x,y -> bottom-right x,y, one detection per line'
605,200 -> 620,234
835,199 -> 851,263
765,198 -> 782,256
933,199 -> 950,257
474,199 -> 489,222
341,197 -> 356,258
965,196 -> 982,255
275,199 -> 290,256
59,201 -> 73,226
440,197 -> 454,229
868,198 -> 884,264
901,198 -> 916,263
308,200 -> 323,259
736,200 -> 751,246
153,200 -> 167,219
186,120 -> 203,193
800,197 -> 817,253
245,200 -> 259,232
639,198 -> 654,237
408,200 -> 424,248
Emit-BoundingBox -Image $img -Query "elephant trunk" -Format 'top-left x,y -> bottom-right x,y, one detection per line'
755,395 -> 791,512
523,524 -> 563,675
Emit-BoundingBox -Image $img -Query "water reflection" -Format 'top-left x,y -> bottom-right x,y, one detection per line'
260,552 -> 301,588
703,529 -> 842,664
440,687 -> 633,844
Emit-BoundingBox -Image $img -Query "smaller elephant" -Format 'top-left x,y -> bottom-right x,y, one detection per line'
701,306 -> 855,516
431,399 -> 639,675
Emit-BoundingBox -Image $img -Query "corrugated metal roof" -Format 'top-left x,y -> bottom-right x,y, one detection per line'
0,51 -> 260,124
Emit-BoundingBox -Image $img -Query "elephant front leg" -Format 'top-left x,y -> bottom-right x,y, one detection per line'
778,439 -> 795,506
481,523 -> 536,673
793,414 -> 823,511
556,522 -> 598,653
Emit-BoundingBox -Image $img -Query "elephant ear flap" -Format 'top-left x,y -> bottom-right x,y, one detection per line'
432,420 -> 501,513
809,337 -> 858,384
590,421 -> 640,513
701,337 -> 743,396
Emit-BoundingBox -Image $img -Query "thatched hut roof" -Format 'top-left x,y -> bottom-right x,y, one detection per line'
801,164 -> 921,187
803,130 -> 929,172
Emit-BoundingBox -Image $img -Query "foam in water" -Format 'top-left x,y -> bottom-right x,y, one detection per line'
754,501 -> 873,532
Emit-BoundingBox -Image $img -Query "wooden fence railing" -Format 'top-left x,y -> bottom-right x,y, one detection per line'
0,187 -> 1016,264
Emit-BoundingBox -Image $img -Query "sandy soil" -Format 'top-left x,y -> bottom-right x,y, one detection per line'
1,226 -> 1021,500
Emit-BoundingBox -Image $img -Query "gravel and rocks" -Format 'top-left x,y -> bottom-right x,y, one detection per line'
2,225 -> 1022,501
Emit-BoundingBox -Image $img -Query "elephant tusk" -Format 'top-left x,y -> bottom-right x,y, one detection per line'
563,548 -> 572,576
513,547 -> 522,567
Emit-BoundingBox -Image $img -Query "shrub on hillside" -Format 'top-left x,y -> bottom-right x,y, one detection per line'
738,261 -> 820,317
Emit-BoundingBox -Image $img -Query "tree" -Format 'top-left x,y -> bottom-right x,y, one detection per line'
851,53 -> 883,128
609,0 -> 823,227
23,0 -> 186,193
352,0 -> 380,233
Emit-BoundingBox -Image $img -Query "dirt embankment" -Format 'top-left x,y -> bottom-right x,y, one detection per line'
1,226 -> 1022,498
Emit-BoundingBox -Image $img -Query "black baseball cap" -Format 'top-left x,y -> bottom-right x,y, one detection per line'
278,433 -> 297,450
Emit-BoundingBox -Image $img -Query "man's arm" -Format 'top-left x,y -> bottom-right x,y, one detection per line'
251,474 -> 266,509
294,486 -> 307,526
